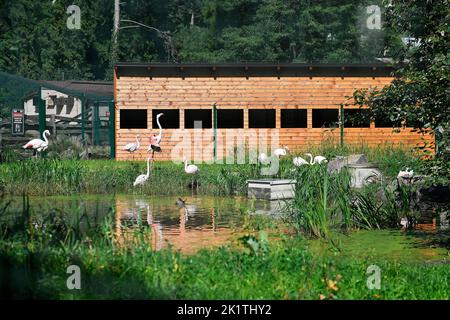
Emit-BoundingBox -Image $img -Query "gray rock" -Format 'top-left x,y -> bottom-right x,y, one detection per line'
347,164 -> 383,188
346,154 -> 368,165
327,154 -> 369,173
327,156 -> 346,174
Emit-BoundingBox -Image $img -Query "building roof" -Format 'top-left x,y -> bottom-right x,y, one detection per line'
115,62 -> 396,78
39,80 -> 113,101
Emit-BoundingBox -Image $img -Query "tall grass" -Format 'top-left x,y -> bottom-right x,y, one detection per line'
0,159 -> 268,196
283,162 -> 424,238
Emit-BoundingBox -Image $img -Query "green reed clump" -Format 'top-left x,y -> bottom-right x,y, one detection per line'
284,165 -> 349,238
282,162 -> 426,238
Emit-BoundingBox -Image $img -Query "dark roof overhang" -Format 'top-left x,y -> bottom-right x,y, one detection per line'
115,62 -> 396,78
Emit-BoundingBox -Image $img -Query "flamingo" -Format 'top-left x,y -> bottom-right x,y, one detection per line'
183,157 -> 199,191
123,135 -> 141,159
258,152 -> 270,165
305,153 -> 327,165
274,146 -> 289,158
133,157 -> 151,187
293,156 -> 309,167
22,130 -> 51,157
398,168 -> 414,179
148,113 -> 164,159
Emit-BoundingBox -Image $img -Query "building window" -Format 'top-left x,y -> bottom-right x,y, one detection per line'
120,109 -> 147,129
152,109 -> 179,129
312,109 -> 339,128
185,109 -> 212,128
375,115 -> 402,128
249,109 -> 276,128
343,109 -> 371,128
281,109 -> 307,128
217,109 -> 244,128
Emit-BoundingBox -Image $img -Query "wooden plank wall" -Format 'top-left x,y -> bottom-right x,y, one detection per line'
115,76 -> 434,161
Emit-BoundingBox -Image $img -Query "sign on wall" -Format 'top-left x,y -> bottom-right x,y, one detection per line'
11,109 -> 25,136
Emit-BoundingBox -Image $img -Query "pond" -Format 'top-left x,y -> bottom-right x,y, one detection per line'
2,195 -> 283,253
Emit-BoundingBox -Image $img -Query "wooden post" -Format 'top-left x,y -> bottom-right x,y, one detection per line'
81,94 -> 85,143
340,104 -> 344,147
93,102 -> 100,146
38,87 -> 46,136
213,103 -> 217,162
51,114 -> 56,137
109,101 -> 115,159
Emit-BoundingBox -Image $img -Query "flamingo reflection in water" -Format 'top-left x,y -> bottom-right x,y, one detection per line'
144,204 -> 163,251
116,200 -> 164,251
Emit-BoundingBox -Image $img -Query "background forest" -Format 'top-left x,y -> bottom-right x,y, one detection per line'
0,0 -> 399,81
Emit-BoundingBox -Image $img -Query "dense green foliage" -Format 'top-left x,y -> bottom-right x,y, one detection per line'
0,0 -> 396,81
351,0 -> 449,163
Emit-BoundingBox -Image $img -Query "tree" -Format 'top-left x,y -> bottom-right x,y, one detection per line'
351,0 -> 449,183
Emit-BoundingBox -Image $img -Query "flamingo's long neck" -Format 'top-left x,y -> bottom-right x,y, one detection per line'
43,131 -> 49,144
136,135 -> 140,148
308,154 -> 314,165
146,158 -> 150,177
184,160 -> 188,171
156,116 -> 162,139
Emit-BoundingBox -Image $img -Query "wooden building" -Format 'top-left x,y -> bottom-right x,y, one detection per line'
114,63 -> 433,161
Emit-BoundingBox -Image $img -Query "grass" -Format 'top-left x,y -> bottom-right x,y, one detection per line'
1,224 -> 448,299
0,144 -> 424,197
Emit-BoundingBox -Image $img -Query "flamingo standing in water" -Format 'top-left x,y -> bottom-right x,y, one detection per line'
148,113 -> 164,160
133,157 -> 151,187
183,157 -> 199,191
123,135 -> 141,160
22,130 -> 51,157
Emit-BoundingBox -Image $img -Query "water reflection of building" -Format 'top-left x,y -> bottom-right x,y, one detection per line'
114,196 -> 231,254
251,199 -> 289,216
115,198 -> 163,251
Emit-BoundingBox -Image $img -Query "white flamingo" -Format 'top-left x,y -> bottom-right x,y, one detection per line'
133,157 -> 151,187
274,146 -> 289,158
22,129 -> 50,157
398,168 -> 414,179
306,153 -> 327,165
258,152 -> 270,164
293,156 -> 309,167
183,157 -> 200,191
123,134 -> 141,159
148,113 -> 164,158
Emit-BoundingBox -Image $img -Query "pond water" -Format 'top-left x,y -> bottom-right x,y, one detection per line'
2,195 -> 282,253
2,195 -> 448,261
